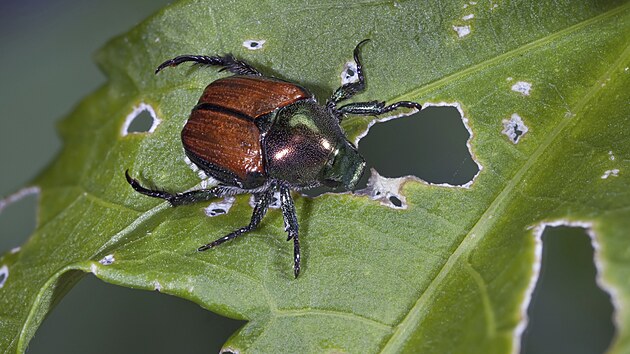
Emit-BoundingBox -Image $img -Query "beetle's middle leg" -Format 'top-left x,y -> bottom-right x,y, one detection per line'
125,170 -> 233,206
337,100 -> 422,116
279,185 -> 301,278
155,54 -> 262,76
197,189 -> 274,251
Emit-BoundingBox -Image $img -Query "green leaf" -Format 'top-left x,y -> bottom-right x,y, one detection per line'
1,0 -> 629,352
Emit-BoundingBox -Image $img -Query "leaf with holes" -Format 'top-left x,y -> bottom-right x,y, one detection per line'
1,0 -> 630,353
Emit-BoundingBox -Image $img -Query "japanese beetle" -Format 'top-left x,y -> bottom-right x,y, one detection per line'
126,40 -> 421,278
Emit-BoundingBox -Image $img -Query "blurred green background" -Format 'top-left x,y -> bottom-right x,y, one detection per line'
0,1 -> 614,353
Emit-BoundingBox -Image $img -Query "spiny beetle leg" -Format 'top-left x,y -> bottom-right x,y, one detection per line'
279,186 -> 300,278
125,170 -> 224,207
337,100 -> 422,116
155,54 -> 261,76
197,189 -> 273,251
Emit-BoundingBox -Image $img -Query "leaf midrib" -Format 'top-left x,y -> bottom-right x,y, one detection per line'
380,4 -> 630,352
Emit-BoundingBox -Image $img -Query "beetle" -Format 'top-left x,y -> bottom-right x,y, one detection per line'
125,40 -> 422,278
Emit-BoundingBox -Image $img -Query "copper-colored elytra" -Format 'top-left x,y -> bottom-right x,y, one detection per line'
181,76 -> 311,184
197,76 -> 312,119
182,108 -> 264,182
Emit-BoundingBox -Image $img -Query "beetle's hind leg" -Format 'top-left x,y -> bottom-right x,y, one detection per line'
155,54 -> 262,76
337,100 -> 422,116
125,170 -> 231,206
198,189 -> 273,251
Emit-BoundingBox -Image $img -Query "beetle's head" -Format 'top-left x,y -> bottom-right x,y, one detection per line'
322,141 -> 366,191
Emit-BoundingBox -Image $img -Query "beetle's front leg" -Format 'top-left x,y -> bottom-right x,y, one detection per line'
125,170 -> 230,206
337,100 -> 422,116
197,189 -> 273,251
326,39 -> 369,113
279,185 -> 300,278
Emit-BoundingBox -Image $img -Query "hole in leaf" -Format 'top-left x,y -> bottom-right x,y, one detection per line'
0,187 -> 39,253
29,275 -> 244,353
243,39 -> 265,50
204,197 -> 236,217
341,61 -> 359,85
358,105 -> 479,186
521,226 -> 614,354
388,195 -> 402,207
502,113 -> 528,144
127,110 -> 153,133
122,103 -> 160,136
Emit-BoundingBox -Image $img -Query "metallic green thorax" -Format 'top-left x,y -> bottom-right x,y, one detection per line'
264,100 -> 365,189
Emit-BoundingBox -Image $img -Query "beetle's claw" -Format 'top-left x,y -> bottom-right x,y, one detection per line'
125,170 -> 144,191
293,262 -> 300,278
124,169 -> 134,183
155,60 -> 174,74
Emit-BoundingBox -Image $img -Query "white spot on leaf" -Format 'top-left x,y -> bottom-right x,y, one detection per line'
601,169 -> 619,179
154,281 -> 162,292
356,169 -> 408,209
341,61 -> 359,85
453,25 -> 471,37
10,247 -> 20,254
462,14 -> 474,20
511,81 -> 532,96
243,39 -> 266,50
204,197 -> 236,217
608,151 -> 615,161
502,113 -> 529,144
99,254 -> 115,265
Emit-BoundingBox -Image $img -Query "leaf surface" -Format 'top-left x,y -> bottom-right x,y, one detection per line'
1,0 -> 629,353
